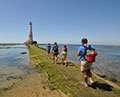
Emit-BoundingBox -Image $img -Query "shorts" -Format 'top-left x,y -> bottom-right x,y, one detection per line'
62,56 -> 67,60
53,52 -> 59,56
80,61 -> 93,72
47,51 -> 50,54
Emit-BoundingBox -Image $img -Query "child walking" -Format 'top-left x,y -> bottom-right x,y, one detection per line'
46,43 -> 51,59
61,45 -> 68,66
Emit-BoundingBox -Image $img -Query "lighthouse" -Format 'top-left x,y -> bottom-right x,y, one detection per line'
24,21 -> 37,45
28,21 -> 33,42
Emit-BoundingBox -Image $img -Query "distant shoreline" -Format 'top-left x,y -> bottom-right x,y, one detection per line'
0,43 -> 120,46
0,43 -> 23,45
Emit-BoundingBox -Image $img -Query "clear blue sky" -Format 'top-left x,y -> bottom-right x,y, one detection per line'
0,0 -> 120,45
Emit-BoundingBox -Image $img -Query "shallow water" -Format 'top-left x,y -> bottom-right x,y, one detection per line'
0,45 -> 33,92
40,44 -> 120,80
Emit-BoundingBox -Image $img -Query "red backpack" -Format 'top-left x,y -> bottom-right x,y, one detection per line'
83,45 -> 96,63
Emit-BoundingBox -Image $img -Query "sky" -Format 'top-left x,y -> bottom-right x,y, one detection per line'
0,0 -> 120,45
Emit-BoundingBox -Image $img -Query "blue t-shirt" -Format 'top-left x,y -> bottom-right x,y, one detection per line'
78,45 -> 95,61
47,45 -> 51,51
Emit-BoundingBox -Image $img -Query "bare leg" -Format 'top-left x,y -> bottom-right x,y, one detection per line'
55,55 -> 58,64
89,72 -> 93,84
82,72 -> 88,87
65,59 -> 68,66
87,70 -> 93,84
48,53 -> 50,59
89,77 -> 93,84
61,58 -> 63,65
46,52 -> 48,59
52,56 -> 55,63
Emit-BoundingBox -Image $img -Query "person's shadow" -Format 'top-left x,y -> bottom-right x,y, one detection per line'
89,81 -> 113,91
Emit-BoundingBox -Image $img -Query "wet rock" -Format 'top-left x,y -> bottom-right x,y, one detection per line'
20,52 -> 27,54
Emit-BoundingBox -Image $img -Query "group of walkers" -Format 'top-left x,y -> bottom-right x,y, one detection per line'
46,38 -> 98,87
46,42 -> 68,66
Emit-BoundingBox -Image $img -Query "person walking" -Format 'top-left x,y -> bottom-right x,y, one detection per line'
51,42 -> 61,64
77,38 -> 98,87
61,45 -> 68,66
46,42 -> 51,59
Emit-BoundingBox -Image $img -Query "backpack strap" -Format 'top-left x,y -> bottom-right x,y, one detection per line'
83,46 -> 87,59
53,45 -> 58,52
88,45 -> 92,50
83,45 -> 91,60
79,45 -> 92,60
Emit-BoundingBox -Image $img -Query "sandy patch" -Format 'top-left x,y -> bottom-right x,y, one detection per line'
0,72 -> 68,97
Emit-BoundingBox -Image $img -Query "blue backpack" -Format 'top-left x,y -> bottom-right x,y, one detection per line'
53,45 -> 58,52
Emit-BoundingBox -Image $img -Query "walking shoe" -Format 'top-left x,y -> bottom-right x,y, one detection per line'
82,81 -> 88,87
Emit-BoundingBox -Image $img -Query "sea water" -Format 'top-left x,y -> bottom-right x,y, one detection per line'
0,45 -> 33,92
40,44 -> 120,80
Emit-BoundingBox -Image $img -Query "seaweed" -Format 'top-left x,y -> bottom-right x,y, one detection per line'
20,52 -> 27,54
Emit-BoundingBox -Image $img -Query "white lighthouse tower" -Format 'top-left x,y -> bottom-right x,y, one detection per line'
24,21 -> 37,45
28,21 -> 33,42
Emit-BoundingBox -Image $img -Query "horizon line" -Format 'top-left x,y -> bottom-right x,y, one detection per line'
0,43 -> 120,46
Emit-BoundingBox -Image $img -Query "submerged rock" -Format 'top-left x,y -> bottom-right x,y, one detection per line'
20,52 -> 27,54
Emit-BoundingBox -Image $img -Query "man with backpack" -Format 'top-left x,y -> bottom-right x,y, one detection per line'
77,38 -> 98,87
51,42 -> 61,64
